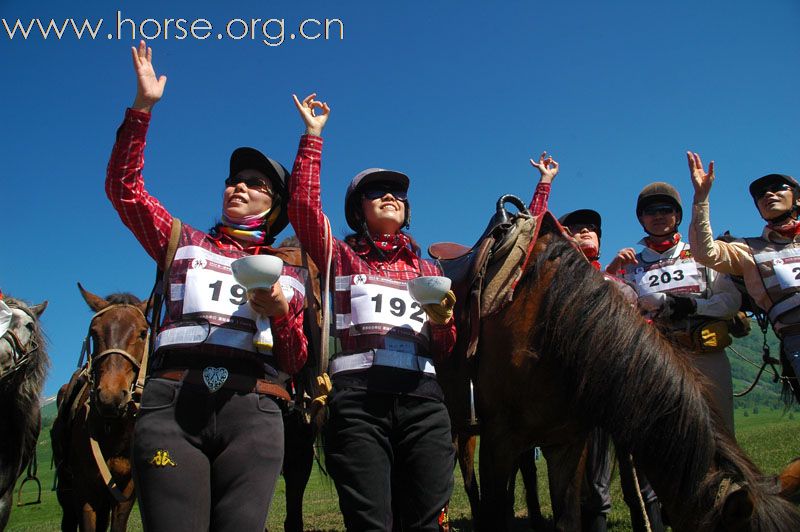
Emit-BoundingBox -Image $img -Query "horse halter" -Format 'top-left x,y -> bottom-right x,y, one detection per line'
81,304 -> 149,413
0,303 -> 40,385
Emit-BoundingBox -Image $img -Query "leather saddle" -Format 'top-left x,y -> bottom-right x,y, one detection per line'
429,195 -> 539,359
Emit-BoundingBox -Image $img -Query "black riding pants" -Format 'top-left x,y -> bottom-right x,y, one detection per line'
583,427 -> 658,515
132,376 -> 284,532
324,387 -> 455,532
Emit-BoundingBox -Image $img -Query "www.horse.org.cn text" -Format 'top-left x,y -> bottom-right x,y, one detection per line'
1,11 -> 345,47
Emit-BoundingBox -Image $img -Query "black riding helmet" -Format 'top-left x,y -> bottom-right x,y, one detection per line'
228,147 -> 291,237
749,173 -> 800,223
636,182 -> 682,226
558,209 -> 602,239
344,168 -> 410,232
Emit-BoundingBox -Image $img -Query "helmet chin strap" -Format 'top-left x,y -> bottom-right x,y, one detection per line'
642,227 -> 678,238
765,205 -> 800,226
360,219 -> 387,261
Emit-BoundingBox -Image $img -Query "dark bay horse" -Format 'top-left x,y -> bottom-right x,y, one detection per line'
0,297 -> 48,530
52,285 -> 149,531
440,215 -> 800,531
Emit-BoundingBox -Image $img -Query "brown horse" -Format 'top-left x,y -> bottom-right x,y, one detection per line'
52,285 -> 149,531
439,215 -> 800,531
0,297 -> 48,530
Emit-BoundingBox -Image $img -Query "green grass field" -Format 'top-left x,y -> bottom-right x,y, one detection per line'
6,407 -> 799,531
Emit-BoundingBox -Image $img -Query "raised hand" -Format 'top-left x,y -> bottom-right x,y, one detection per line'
605,247 -> 638,274
292,93 -> 330,137
131,40 -> 167,113
530,151 -> 559,184
687,151 -> 715,202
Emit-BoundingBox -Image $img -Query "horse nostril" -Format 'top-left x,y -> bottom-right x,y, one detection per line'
119,389 -> 131,405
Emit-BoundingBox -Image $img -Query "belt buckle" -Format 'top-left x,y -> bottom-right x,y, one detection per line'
202,366 -> 229,393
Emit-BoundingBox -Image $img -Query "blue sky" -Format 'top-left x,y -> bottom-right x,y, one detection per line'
1,0 -> 799,396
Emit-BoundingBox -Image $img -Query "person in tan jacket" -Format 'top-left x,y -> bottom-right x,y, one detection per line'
687,150 -> 800,402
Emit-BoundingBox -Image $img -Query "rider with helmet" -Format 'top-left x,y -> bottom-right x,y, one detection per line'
687,151 -> 800,402
607,181 -> 740,435
559,209 -> 660,532
106,42 -> 308,530
288,93 -> 457,531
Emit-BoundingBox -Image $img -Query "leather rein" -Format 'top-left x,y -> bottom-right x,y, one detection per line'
78,303 -> 150,504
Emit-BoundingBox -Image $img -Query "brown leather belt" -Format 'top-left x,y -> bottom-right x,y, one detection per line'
152,369 -> 291,402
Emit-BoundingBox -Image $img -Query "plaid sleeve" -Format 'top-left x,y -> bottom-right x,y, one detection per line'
105,108 -> 173,266
528,182 -> 551,217
429,321 -> 456,362
287,134 -> 334,272
270,271 -> 308,375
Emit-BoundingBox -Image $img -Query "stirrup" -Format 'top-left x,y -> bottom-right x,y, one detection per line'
17,475 -> 42,506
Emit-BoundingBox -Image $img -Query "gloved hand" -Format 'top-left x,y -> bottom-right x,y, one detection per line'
637,292 -> 668,313
663,294 -> 697,320
422,290 -> 456,325
311,373 -> 332,408
309,373 -> 332,430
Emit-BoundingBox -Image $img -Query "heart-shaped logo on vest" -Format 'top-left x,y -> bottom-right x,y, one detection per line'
202,367 -> 229,393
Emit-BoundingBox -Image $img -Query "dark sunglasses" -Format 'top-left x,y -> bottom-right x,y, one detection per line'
567,223 -> 598,234
642,204 -> 676,216
362,186 -> 408,201
754,182 -> 792,199
225,175 -> 274,194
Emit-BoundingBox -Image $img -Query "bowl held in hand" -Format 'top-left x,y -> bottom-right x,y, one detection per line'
407,276 -> 452,305
231,255 -> 284,290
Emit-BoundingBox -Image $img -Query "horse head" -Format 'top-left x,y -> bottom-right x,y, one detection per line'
78,283 -> 149,419
0,297 -> 47,383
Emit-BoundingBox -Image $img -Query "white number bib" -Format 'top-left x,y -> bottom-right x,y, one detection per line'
633,261 -> 701,296
350,282 -> 426,333
773,257 -> 800,290
184,267 -> 256,322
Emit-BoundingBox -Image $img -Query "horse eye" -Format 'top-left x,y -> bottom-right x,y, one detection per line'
25,322 -> 34,331
139,329 -> 149,340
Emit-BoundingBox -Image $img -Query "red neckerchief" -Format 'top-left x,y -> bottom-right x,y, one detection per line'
645,232 -> 681,253
768,219 -> 800,239
590,260 -> 601,271
356,233 -> 411,253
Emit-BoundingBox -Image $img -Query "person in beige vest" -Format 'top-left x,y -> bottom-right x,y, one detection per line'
687,151 -> 800,402
607,182 -> 740,436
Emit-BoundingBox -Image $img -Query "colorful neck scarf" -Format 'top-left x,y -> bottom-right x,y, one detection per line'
768,218 -> 800,239
645,232 -> 681,253
219,211 -> 269,243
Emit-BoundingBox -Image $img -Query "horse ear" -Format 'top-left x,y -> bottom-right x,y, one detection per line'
77,283 -> 109,313
137,296 -> 153,317
720,485 -> 754,530
29,301 -> 48,318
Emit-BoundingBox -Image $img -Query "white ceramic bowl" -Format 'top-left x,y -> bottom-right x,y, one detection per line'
407,276 -> 451,305
231,255 -> 284,290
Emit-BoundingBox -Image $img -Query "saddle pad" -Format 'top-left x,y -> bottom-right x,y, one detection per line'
481,215 -> 540,316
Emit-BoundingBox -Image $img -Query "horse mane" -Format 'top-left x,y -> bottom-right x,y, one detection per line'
104,293 -> 142,305
522,232 -> 800,530
0,297 -> 49,484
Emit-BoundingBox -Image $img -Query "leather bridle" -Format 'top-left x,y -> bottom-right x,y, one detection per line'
81,304 -> 150,414
0,303 -> 40,386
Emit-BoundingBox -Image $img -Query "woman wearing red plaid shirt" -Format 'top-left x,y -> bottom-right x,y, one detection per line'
106,42 -> 307,531
288,93 -> 456,531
